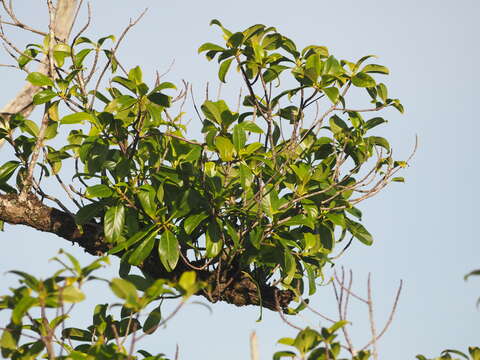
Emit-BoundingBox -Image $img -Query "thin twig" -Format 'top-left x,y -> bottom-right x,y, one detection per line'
367,273 -> 378,360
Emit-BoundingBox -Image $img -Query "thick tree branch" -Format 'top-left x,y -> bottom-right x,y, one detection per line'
0,192 -> 295,311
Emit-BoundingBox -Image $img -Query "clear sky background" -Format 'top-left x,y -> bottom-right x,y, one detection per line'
0,1 -> 479,359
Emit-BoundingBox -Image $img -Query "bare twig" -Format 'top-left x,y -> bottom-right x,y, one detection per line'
361,279 -> 403,351
89,8 -> 147,110
250,331 -> 259,360
366,273 -> 378,360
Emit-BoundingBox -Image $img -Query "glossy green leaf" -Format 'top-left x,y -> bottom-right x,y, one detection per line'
323,86 -> 339,103
33,89 -> 57,104
0,161 -> 20,182
20,119 -> 39,137
346,218 -> 373,245
368,136 -> 390,151
143,306 -> 161,334
232,124 -> 247,152
351,72 -> 376,88
241,121 -> 263,133
318,224 -> 334,252
218,58 -> 233,83
109,226 -> 155,254
282,249 -> 296,284
147,93 -> 170,107
75,202 -> 104,225
158,230 -> 179,272
26,72 -> 54,87
60,112 -> 95,125
62,328 -> 92,341
329,115 -> 349,134
365,117 -> 387,130
205,222 -> 223,258
362,64 -> 389,75
215,136 -> 235,161
377,83 -> 388,102
138,185 -> 157,219
128,230 -> 158,266
12,296 -> 36,324
198,42 -> 225,54
184,213 -> 209,235
104,204 -> 125,243
273,351 -> 296,360
85,184 -> 113,199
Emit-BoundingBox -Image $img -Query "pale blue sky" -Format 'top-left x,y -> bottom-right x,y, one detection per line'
0,1 -> 479,359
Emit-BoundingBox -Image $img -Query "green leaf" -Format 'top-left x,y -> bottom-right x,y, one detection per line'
368,136 -> 390,151
143,306 -> 161,334
201,100 -> 222,124
218,58 -> 234,83
147,93 -> 170,107
158,230 -> 179,272
60,112 -> 95,125
465,269 -> 480,281
151,82 -> 176,92
329,115 -> 349,134
75,202 -> 104,225
44,122 -> 58,140
85,184 -> 113,199
62,328 -> 92,341
241,121 -> 263,133
323,87 -> 339,103
365,117 -> 387,130
0,161 -> 20,182
377,83 -> 388,102
104,204 -> 125,243
215,136 -> 235,161
318,224 -> 334,252
12,296 -> 37,324
138,185 -> 157,219
184,213 -> 209,235
362,64 -> 389,75
26,72 -> 54,87
33,89 -> 57,104
0,329 -> 17,350
346,218 -> 373,245
178,271 -> 198,296
61,285 -> 85,303
128,230 -> 158,266
351,72 -> 376,88
205,222 -> 223,258
273,351 -> 296,360
392,177 -> 405,182
232,124 -> 247,152
282,215 -> 315,230
105,95 -> 137,113
109,278 -> 138,303
20,119 -> 39,137
198,42 -> 225,54
282,249 -> 296,285
109,226 -> 156,254
128,66 -> 143,84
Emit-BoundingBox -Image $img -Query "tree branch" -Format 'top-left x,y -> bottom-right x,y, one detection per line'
0,192 -> 295,311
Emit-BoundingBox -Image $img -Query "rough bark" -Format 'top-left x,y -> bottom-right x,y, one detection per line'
0,193 -> 295,311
